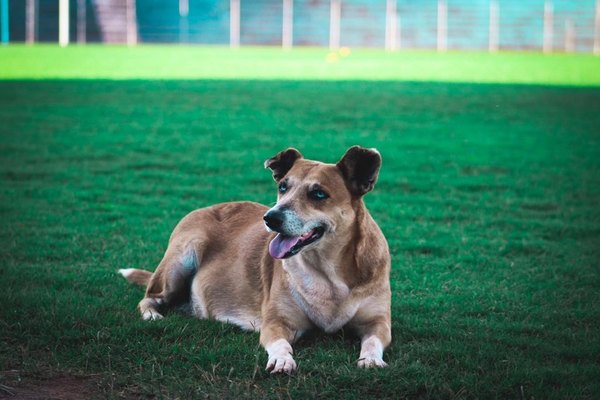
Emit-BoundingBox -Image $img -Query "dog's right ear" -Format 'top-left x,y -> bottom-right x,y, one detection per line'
264,148 -> 303,182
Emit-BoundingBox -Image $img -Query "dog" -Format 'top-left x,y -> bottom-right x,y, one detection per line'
119,146 -> 391,373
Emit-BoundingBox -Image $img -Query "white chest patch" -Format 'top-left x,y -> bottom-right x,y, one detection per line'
283,258 -> 358,333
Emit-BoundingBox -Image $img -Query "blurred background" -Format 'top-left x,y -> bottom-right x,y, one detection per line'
1,0 -> 599,53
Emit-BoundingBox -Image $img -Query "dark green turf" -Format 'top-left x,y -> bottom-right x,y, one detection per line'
1,80 -> 599,399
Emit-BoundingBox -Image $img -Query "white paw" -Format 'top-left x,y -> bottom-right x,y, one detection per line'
266,354 -> 297,374
357,356 -> 388,368
142,309 -> 164,321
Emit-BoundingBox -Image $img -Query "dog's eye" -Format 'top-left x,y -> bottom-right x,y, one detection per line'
278,182 -> 288,194
309,189 -> 328,201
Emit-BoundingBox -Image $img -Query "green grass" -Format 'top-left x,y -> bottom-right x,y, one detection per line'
1,47 -> 599,398
1,45 -> 600,86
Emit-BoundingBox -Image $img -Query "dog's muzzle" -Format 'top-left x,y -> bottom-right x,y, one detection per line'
263,209 -> 285,232
264,209 -> 325,259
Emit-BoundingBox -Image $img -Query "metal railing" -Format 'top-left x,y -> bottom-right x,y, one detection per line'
1,0 -> 599,54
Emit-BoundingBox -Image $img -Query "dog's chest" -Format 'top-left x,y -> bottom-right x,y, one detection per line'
283,259 -> 358,333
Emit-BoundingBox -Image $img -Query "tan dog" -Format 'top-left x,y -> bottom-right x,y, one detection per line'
119,146 -> 391,373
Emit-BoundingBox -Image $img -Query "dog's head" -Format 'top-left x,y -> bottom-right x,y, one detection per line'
263,146 -> 381,259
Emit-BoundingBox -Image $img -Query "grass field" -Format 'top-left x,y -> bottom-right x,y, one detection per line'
2,45 -> 600,86
1,46 -> 599,399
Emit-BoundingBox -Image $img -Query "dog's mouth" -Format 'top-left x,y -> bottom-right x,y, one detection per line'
268,226 -> 325,259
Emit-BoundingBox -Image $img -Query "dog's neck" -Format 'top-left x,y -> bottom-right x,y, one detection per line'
280,200 -> 372,330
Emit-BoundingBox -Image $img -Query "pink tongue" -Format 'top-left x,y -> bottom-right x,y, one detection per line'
269,234 -> 301,259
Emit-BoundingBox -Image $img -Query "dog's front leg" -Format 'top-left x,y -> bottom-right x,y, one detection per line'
260,322 -> 298,374
354,316 -> 391,368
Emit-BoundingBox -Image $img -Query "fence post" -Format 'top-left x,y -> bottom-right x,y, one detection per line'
543,0 -> 553,53
282,0 -> 293,49
489,0 -> 499,52
437,0 -> 447,52
59,0 -> 69,47
77,0 -> 86,43
26,0 -> 36,44
230,0 -> 240,48
179,0 -> 189,43
385,0 -> 397,51
329,0 -> 341,50
126,0 -> 137,45
594,0 -> 600,54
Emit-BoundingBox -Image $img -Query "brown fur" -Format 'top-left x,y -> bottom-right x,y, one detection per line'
119,146 -> 391,373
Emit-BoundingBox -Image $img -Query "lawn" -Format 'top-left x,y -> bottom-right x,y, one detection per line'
2,45 -> 600,86
0,46 -> 599,399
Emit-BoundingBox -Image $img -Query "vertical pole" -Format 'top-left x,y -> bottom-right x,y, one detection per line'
329,0 -> 341,50
26,0 -> 35,44
282,0 -> 292,49
59,0 -> 69,47
385,0 -> 397,51
594,0 -> 600,54
126,0 -> 137,45
489,0 -> 499,52
230,0 -> 240,48
543,0 -> 553,53
77,0 -> 86,44
565,18 -> 575,52
179,0 -> 189,43
437,0 -> 447,52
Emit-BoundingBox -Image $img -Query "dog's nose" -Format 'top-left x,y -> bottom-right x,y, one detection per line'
263,210 -> 284,231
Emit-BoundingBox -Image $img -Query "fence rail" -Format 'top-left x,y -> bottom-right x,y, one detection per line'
1,0 -> 599,54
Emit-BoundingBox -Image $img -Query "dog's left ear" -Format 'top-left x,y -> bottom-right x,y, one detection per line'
337,146 -> 382,196
264,148 -> 303,181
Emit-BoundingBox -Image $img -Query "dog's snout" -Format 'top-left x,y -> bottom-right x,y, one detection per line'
263,210 -> 284,231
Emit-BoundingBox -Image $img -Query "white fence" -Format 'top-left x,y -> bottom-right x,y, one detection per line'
1,0 -> 599,54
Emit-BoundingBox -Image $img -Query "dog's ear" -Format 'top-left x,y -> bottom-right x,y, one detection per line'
337,146 -> 382,196
264,148 -> 303,181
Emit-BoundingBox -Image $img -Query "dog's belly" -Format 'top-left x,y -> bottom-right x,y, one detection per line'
190,277 -> 262,331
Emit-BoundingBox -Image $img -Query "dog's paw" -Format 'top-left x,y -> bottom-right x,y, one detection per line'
266,355 -> 297,375
142,309 -> 164,321
357,357 -> 388,369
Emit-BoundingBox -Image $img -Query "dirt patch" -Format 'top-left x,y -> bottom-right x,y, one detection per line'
0,375 -> 99,400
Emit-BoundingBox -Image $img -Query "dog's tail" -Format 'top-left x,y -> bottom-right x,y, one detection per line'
118,268 -> 152,286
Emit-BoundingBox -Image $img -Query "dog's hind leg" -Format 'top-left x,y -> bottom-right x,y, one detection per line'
138,240 -> 200,321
